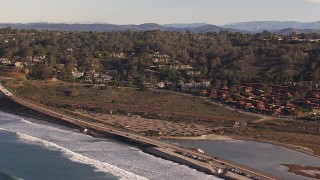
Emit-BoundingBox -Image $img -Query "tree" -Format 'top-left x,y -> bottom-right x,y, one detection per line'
58,68 -> 73,82
30,64 -> 53,80
212,79 -> 221,88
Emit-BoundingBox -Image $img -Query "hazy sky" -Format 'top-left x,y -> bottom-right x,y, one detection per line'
1,0 -> 320,25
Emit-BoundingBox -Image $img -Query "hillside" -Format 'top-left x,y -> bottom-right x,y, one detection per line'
0,28 -> 320,89
0,23 -> 226,33
223,21 -> 320,32
275,28 -> 320,35
1,22 -> 320,34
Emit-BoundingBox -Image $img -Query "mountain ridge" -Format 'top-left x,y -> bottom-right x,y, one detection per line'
0,21 -> 320,34
0,23 -> 232,33
223,21 -> 320,32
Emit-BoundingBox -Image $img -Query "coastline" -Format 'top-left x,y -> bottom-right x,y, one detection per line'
163,135 -> 320,180
0,93 -> 281,180
1,93 -> 318,160
0,107 -> 218,176
281,164 -> 320,179
161,133 -> 320,160
1,92 -> 318,160
234,136 -> 320,159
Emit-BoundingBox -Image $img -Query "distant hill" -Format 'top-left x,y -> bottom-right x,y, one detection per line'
163,23 -> 208,28
185,25 -> 226,33
223,21 -> 320,32
1,22 -> 320,34
0,23 -> 235,33
274,28 -> 320,35
0,23 -> 121,32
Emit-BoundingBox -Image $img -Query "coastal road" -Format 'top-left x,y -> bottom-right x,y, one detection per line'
0,83 -> 13,97
0,82 -> 279,180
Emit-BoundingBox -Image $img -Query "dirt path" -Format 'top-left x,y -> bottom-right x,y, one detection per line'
160,134 -> 234,141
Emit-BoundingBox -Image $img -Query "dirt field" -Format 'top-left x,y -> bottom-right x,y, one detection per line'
3,79 -> 320,156
75,111 -> 213,136
4,80 -> 257,124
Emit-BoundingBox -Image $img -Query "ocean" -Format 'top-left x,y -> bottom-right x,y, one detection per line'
0,111 -> 218,180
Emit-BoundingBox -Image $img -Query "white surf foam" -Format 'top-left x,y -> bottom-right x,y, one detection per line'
0,112 -> 219,180
0,128 -> 147,180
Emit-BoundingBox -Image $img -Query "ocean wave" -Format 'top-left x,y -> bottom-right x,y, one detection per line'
0,128 -> 147,180
0,112 -> 219,180
0,170 -> 22,180
0,111 -> 22,122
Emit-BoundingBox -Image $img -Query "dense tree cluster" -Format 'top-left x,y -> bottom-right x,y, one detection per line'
0,27 -> 320,86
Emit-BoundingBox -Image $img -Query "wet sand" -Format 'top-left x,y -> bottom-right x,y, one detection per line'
282,164 -> 320,179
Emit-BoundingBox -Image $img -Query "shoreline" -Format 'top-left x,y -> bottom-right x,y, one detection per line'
160,133 -> 320,159
0,94 -> 281,180
3,110 -> 319,180
1,93 -> 318,160
234,136 -> 320,159
1,95 -> 318,160
281,164 -> 320,180
0,110 -> 219,179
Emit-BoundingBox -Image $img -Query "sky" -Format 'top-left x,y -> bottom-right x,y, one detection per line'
0,0 -> 320,25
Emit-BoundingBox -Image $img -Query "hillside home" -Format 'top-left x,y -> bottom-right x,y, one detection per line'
0,58 -> 11,64
14,62 -> 24,68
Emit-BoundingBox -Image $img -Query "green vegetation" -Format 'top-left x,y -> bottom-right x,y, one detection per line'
1,28 -> 320,156
0,28 -> 320,86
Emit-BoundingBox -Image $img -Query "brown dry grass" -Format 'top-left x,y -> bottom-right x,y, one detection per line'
4,79 -> 320,157
230,130 -> 320,156
5,80 -> 257,123
263,132 -> 320,155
